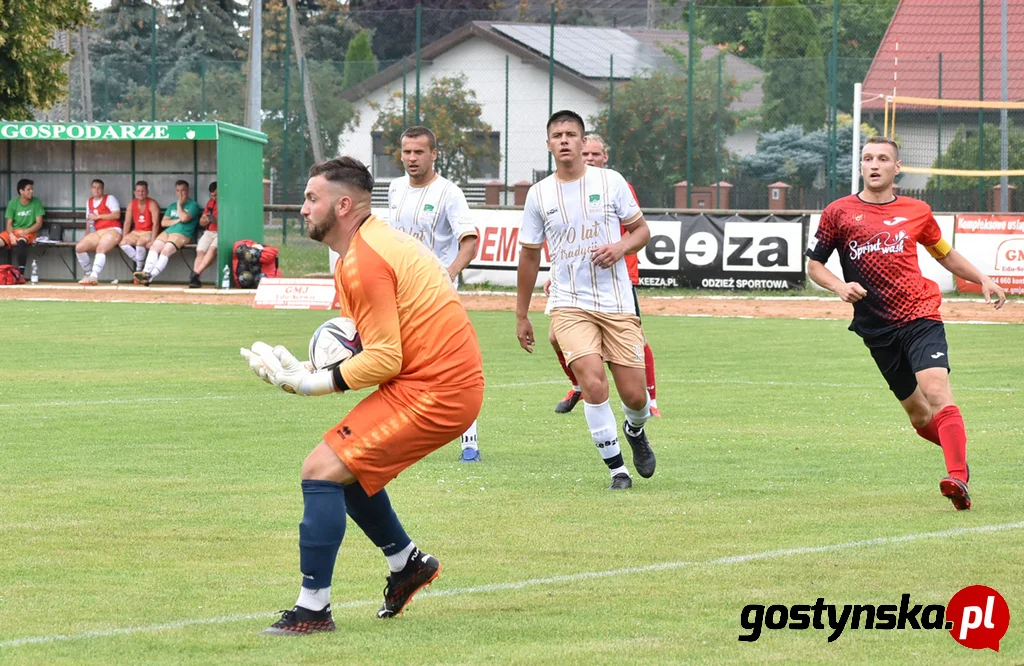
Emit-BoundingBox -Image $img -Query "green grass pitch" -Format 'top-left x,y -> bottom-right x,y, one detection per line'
0,300 -> 1021,664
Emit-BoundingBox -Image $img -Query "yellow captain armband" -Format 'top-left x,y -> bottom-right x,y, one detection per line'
926,238 -> 952,259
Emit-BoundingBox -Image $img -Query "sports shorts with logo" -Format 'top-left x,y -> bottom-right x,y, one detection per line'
551,307 -> 645,368
862,317 -> 949,401
323,381 -> 484,496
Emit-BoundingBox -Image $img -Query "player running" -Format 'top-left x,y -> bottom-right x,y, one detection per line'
516,110 -> 656,490
386,126 -> 483,463
546,133 -> 660,417
806,135 -> 1006,511
242,156 -> 484,634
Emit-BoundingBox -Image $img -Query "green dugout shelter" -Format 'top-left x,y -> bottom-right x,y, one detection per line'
0,120 -> 266,284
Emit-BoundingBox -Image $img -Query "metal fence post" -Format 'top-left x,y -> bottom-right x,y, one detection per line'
716,50 -> 722,208
937,53 -> 944,211
415,3 -> 422,124
608,54 -> 614,166
201,59 -> 207,119
505,54 -> 510,203
150,4 -> 157,121
547,1 -> 555,174
978,0 -> 985,210
686,0 -> 694,208
103,56 -> 109,121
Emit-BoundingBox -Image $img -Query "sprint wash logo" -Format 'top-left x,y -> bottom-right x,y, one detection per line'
738,586 -> 1009,651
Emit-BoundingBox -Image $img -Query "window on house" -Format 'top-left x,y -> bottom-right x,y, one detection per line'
372,132 -> 404,180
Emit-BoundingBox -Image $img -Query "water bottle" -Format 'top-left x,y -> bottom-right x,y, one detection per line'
30,259 -> 39,285
87,217 -> 96,234
221,264 -> 231,289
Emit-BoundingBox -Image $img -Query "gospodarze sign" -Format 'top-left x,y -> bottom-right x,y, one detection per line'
0,122 -> 218,141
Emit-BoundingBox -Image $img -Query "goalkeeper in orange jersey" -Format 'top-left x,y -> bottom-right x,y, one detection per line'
241,157 -> 484,634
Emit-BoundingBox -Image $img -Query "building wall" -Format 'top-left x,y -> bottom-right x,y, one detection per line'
340,36 -> 605,193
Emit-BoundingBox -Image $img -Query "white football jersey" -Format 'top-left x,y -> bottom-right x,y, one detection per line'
520,166 -> 641,314
386,174 -> 477,267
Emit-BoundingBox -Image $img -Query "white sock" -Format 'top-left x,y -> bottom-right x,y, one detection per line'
584,399 -> 628,478
76,252 -> 91,272
460,420 -> 479,451
623,394 -> 652,435
150,254 -> 170,278
135,245 -> 147,269
91,253 -> 106,278
120,245 -> 135,263
296,586 -> 330,611
143,249 -> 158,273
386,542 -> 416,573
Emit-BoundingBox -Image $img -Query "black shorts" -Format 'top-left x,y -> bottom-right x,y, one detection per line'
863,318 -> 950,401
632,285 -> 642,321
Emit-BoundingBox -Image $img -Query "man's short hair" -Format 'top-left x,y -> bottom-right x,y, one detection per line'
401,126 -> 437,151
175,179 -> 190,189
16,178 -> 33,194
135,180 -> 149,189
547,110 -> 586,136
584,134 -> 607,151
308,156 -> 374,194
209,181 -> 217,193
864,135 -> 900,159
92,179 -> 104,188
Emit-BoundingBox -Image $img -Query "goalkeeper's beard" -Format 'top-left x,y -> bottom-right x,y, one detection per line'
306,206 -> 336,242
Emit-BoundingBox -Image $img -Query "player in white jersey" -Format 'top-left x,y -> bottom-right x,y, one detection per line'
516,110 -> 656,490
386,126 -> 483,463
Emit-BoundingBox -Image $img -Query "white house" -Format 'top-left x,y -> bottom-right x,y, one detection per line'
339,21 -> 764,200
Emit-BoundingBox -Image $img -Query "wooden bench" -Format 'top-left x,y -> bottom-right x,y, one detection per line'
30,209 -> 200,281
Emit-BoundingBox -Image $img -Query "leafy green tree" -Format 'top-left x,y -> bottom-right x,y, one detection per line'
342,29 -> 377,89
588,52 -> 742,208
348,0 -> 498,63
926,121 -> 1024,193
371,74 -> 498,185
760,0 -> 827,132
0,0 -> 92,120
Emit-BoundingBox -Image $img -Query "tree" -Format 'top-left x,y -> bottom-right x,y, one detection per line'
926,121 -> 1024,193
348,0 -> 498,63
162,0 -> 248,90
0,0 -> 92,120
741,117 -> 875,191
371,74 -> 498,186
588,51 -> 742,208
342,29 -> 377,89
89,0 -> 174,120
760,0 -> 826,132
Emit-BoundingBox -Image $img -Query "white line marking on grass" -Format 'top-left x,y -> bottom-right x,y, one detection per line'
2,521 -> 1021,650
1,375 -> 1014,410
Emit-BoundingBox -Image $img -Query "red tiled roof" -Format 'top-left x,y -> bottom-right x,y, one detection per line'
862,0 -> 1024,110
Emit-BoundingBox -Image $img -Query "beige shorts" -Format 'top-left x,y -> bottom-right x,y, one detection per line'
197,230 -> 218,253
122,230 -> 153,246
157,232 -> 190,249
550,307 -> 645,368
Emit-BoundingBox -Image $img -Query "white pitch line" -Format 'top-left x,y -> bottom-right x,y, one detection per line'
0,376 -> 1014,410
2,520 -> 1021,650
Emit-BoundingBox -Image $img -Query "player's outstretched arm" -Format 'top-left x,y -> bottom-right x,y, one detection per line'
516,246 -> 541,353
936,249 -> 1006,309
807,259 -> 867,304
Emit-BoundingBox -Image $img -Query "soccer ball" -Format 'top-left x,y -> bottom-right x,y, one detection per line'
309,317 -> 362,370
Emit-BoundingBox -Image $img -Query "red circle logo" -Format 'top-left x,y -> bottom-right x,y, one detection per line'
946,585 -> 1010,651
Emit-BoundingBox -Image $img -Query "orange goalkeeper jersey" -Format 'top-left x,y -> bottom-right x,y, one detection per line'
334,215 -> 484,392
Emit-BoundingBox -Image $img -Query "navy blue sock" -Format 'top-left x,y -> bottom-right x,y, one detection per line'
344,484 -> 411,557
299,479 -> 346,589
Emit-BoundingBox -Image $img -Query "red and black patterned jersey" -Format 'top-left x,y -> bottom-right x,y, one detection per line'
805,194 -> 943,338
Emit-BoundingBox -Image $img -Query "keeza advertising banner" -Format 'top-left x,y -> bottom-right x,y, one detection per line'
458,211 -> 808,290
635,214 -> 808,290
953,214 -> 1024,295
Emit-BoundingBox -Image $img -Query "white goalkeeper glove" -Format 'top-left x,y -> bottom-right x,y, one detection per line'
243,341 -> 337,396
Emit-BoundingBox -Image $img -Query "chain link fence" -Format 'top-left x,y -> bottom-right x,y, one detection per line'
47,0 -> 1024,241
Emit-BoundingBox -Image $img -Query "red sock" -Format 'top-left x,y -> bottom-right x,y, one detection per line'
933,405 -> 968,483
914,418 -> 941,447
644,342 -> 657,399
556,348 -> 577,386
